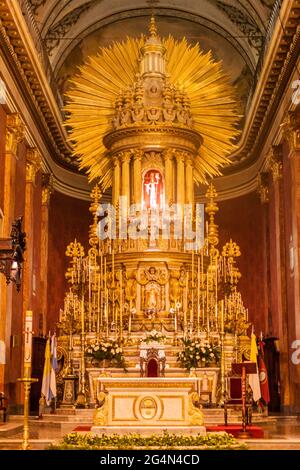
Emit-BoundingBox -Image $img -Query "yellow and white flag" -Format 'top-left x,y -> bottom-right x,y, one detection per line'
248,331 -> 261,402
41,338 -> 53,406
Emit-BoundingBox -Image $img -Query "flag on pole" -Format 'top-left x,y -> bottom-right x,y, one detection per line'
258,339 -> 270,404
50,334 -> 58,401
248,330 -> 261,402
41,337 -> 52,406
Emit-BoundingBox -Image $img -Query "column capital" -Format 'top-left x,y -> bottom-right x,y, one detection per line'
281,108 -> 300,153
266,145 -> 283,182
132,149 -> 143,162
257,172 -> 269,204
163,148 -> 175,161
120,150 -> 131,164
42,173 -> 54,206
175,150 -> 185,163
26,147 -> 42,183
112,154 -> 121,167
5,113 -> 25,156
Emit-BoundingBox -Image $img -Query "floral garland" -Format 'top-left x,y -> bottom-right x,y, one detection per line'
177,338 -> 220,370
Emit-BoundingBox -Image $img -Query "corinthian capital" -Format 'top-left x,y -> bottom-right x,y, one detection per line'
42,173 -> 54,206
120,150 -> 132,164
266,145 -> 283,182
26,147 -> 41,183
281,109 -> 300,152
5,113 -> 25,155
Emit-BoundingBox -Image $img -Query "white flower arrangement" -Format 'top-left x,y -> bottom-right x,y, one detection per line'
140,329 -> 166,344
86,338 -> 125,367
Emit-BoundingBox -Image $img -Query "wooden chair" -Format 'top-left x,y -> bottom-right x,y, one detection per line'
224,376 -> 253,426
0,392 -> 8,423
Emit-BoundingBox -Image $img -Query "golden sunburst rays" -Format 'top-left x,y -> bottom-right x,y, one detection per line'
65,37 -> 144,187
65,34 -> 240,187
164,36 -> 240,184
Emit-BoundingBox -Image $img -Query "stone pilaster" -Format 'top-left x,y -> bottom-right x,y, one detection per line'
40,173 -> 53,335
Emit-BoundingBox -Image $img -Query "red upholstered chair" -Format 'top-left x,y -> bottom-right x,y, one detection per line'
224,375 -> 253,426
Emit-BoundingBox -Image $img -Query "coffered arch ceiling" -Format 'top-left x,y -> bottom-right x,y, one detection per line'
27,0 -> 277,177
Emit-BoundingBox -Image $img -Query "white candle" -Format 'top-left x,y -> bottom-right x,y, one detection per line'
24,310 -> 33,365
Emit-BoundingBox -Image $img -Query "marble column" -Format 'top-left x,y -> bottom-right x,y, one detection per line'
40,174 -> 53,336
176,152 -> 185,206
112,155 -> 121,208
133,150 -> 143,206
121,151 -> 131,206
0,114 -> 24,392
163,149 -> 174,206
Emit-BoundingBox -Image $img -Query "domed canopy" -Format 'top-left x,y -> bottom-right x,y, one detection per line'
65,16 -> 240,189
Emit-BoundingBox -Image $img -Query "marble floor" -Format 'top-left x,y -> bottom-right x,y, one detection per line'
0,415 -> 300,450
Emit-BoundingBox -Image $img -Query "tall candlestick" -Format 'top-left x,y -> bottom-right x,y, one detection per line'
24,311 -> 33,372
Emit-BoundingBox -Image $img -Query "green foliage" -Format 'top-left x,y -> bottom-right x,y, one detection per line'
48,431 -> 247,450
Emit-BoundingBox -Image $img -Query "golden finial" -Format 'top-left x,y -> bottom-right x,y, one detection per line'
66,239 -> 85,258
205,182 -> 219,249
149,15 -> 158,37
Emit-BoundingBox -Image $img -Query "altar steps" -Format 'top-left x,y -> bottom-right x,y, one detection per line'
29,408 -> 266,425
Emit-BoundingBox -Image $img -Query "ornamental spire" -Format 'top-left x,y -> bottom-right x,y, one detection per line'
149,15 -> 158,37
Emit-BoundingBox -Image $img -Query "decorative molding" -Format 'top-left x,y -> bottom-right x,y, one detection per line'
213,0 -> 263,54
45,2 -> 95,55
5,113 -> 25,155
27,0 -> 47,15
26,147 -> 42,183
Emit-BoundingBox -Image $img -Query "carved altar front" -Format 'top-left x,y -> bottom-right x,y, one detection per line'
91,378 -> 205,433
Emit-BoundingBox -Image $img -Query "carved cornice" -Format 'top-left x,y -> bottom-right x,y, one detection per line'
5,113 -> 25,155
41,172 -> 54,206
257,172 -> 269,204
26,147 -> 41,183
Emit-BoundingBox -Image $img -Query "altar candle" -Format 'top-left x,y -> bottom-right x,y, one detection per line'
24,310 -> 33,366
221,299 -> 224,334
81,298 -> 85,334
112,244 -> 115,288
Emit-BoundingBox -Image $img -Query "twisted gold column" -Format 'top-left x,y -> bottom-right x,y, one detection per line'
176,152 -> 185,205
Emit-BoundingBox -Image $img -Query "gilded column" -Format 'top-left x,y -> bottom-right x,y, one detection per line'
0,114 -> 24,392
121,151 -> 131,205
163,149 -> 174,206
176,152 -> 185,205
133,150 -> 143,206
185,155 -> 194,205
40,174 -> 53,336
112,155 -> 121,207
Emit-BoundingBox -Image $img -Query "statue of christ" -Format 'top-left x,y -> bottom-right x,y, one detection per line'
143,171 -> 161,210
